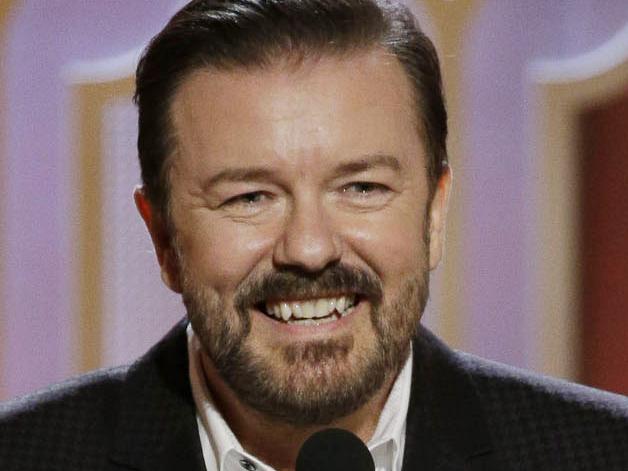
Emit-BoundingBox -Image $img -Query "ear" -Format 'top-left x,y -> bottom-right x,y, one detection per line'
427,166 -> 452,270
134,186 -> 183,293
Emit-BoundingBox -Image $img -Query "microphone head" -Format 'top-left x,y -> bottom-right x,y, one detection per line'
295,428 -> 375,471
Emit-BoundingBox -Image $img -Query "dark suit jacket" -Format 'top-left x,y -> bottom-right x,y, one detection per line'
1,320 -> 627,470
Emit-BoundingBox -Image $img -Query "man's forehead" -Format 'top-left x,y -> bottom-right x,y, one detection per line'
166,47 -> 425,183
171,48 -> 416,116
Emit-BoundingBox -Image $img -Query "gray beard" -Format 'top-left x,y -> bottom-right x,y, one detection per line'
183,267 -> 428,426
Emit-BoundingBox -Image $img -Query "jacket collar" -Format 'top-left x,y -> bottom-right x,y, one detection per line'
109,319 -> 206,471
107,320 -> 497,471
402,326 -> 499,471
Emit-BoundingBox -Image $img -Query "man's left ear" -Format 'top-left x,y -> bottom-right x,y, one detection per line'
428,166 -> 452,270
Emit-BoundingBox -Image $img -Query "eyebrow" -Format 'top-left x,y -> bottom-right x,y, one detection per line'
203,153 -> 402,190
203,167 -> 276,190
332,154 -> 402,177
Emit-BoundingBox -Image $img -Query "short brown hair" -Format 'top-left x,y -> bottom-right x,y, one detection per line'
135,0 -> 448,215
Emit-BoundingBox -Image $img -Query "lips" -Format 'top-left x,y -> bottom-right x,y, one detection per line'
262,295 -> 357,324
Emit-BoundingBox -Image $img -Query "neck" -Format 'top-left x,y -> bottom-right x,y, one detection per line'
200,354 -> 396,471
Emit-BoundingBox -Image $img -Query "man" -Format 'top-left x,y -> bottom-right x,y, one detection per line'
1,1 -> 627,470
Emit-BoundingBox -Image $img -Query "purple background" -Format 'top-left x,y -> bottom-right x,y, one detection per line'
462,0 -> 628,367
1,0 -> 627,400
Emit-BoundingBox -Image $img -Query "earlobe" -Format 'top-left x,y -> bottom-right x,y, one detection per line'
428,167 -> 452,270
133,186 -> 183,293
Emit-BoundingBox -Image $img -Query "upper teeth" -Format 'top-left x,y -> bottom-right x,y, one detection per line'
265,295 -> 356,321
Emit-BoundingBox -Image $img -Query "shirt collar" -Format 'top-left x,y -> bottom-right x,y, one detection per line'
187,323 -> 412,471
367,345 -> 412,471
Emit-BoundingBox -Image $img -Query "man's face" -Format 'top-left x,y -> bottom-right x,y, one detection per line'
154,49 -> 449,425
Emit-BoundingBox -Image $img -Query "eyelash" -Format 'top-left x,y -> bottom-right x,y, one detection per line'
220,182 -> 390,211
342,182 -> 389,196
223,191 -> 268,207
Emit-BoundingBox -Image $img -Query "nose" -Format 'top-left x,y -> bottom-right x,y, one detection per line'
272,196 -> 342,273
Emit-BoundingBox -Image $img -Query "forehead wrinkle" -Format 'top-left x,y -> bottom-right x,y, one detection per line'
169,49 -> 425,194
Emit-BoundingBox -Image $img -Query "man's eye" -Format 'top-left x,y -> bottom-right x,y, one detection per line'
342,182 -> 388,195
223,191 -> 268,207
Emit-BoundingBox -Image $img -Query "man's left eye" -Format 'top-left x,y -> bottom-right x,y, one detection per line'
342,182 -> 389,195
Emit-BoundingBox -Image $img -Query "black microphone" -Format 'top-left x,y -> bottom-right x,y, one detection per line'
295,428 -> 375,471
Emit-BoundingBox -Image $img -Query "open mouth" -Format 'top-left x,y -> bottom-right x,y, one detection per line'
258,295 -> 358,325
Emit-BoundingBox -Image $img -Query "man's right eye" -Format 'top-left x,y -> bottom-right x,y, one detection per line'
224,192 -> 266,205
219,192 -> 274,213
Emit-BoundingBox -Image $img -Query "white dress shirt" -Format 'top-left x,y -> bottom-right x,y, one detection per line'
187,324 -> 412,471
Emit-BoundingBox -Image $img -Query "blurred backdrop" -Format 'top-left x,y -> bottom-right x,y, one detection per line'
1,0 -> 627,401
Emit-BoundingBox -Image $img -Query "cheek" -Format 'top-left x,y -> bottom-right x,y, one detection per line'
177,219 -> 277,293
342,209 -> 427,281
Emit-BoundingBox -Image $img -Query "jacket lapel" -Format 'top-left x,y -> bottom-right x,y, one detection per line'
402,327 -> 500,471
108,320 -> 206,471
105,321 -> 499,471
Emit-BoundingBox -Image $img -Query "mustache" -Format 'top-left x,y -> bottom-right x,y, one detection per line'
234,264 -> 383,313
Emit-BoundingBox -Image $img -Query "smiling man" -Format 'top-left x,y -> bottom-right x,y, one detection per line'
1,1 -> 628,470
142,50 -> 445,468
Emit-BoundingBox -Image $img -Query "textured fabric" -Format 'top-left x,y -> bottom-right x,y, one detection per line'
187,323 -> 412,471
401,330 -> 628,470
1,319 -> 627,470
0,368 -> 123,470
0,320 -> 205,471
463,353 -> 628,470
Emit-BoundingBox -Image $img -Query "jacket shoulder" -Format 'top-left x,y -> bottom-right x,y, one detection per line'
0,320 -> 191,471
0,364 -> 128,421
457,350 -> 628,468
0,365 -> 128,470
